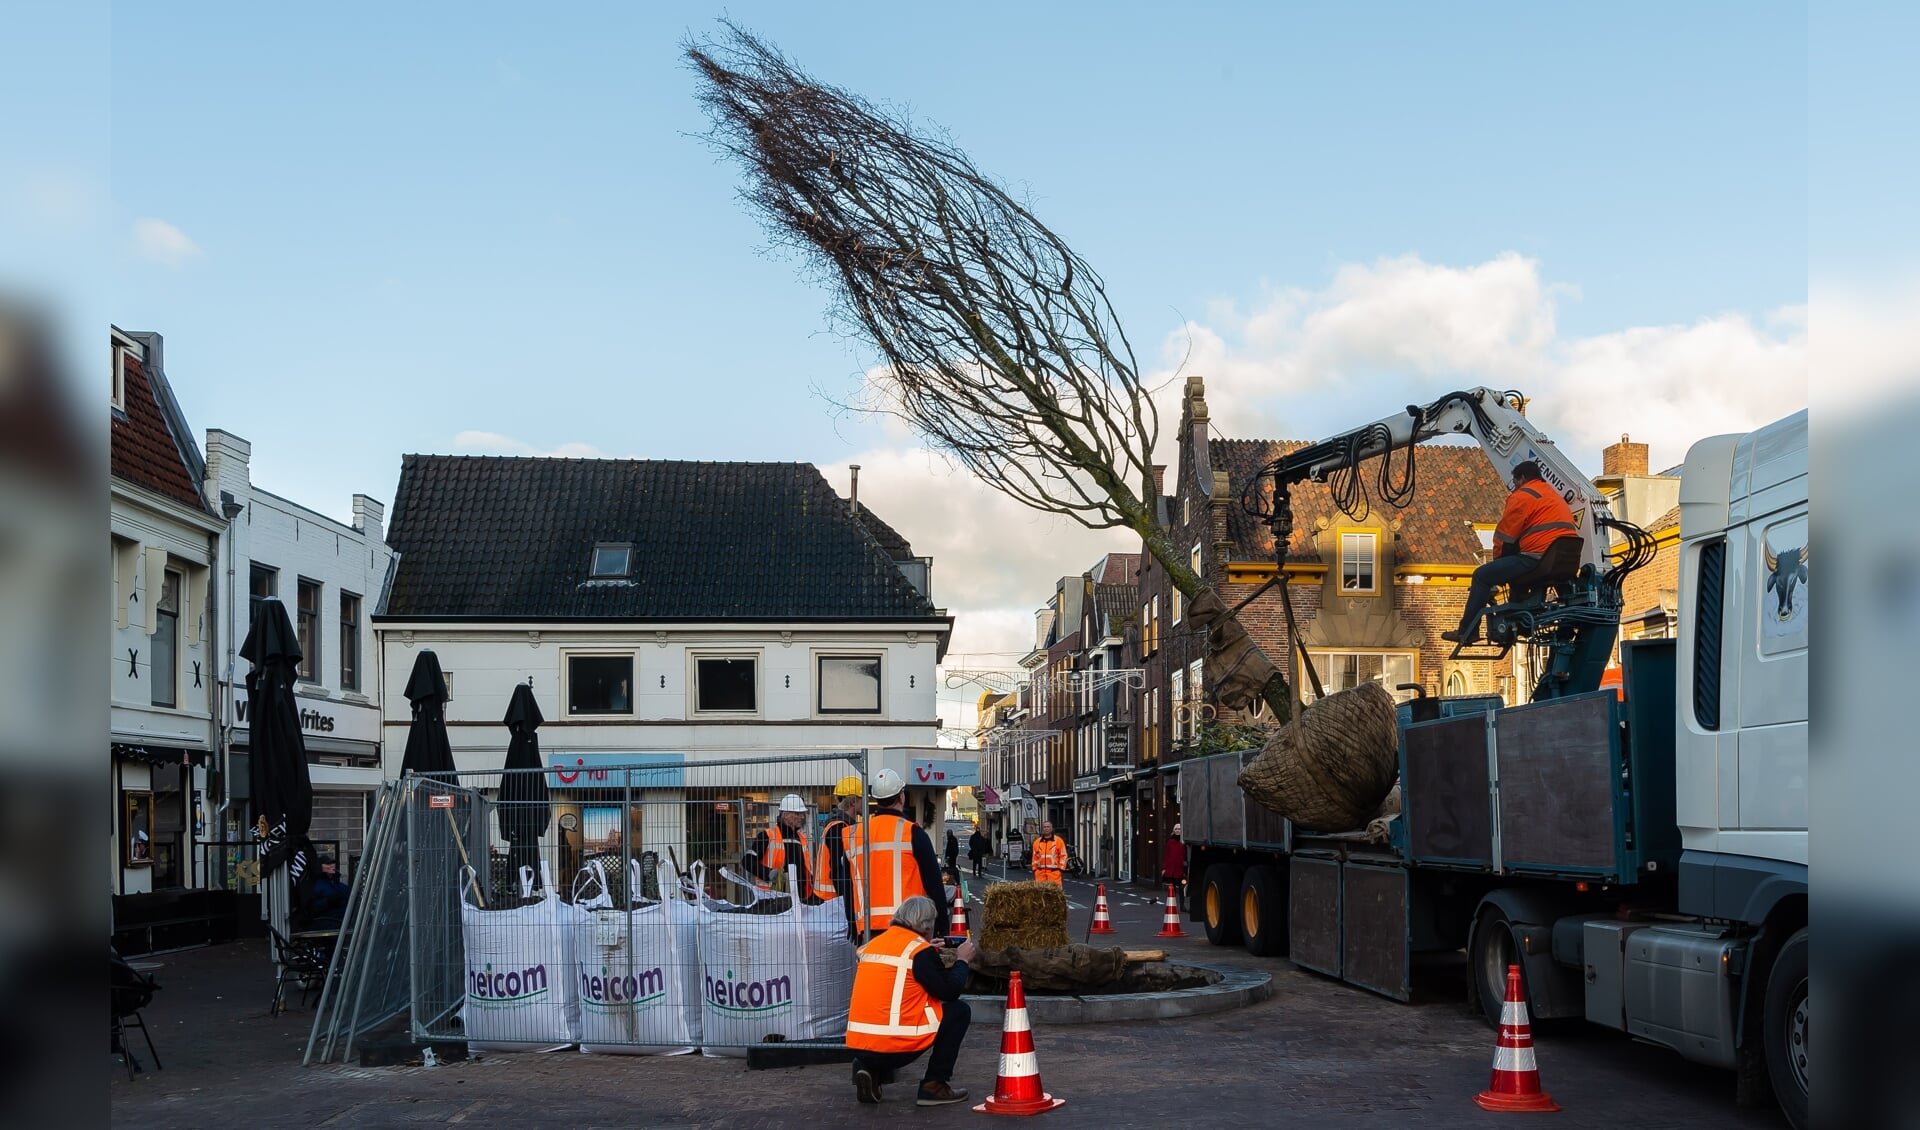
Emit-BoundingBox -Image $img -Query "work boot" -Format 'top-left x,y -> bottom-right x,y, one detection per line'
1440,628 -> 1468,643
852,1064 -> 881,1104
916,1081 -> 969,1106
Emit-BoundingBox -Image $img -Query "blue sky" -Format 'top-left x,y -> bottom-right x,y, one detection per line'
101,2 -> 1811,722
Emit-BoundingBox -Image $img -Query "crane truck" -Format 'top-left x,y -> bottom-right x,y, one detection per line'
1177,390 -> 1808,1127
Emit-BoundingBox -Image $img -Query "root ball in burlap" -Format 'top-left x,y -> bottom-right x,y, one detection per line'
979,881 -> 1070,950
1238,681 -> 1399,832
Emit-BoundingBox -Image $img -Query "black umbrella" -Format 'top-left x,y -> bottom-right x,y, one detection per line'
239,597 -> 314,884
400,650 -> 455,777
497,683 -> 551,882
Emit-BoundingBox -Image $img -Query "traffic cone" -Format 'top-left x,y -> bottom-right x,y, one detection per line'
1088,884 -> 1115,935
974,972 -> 1067,1116
950,892 -> 970,939
1154,883 -> 1187,938
1474,964 -> 1560,1112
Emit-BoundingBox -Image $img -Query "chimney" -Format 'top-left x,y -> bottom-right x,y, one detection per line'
204,429 -> 252,497
1603,434 -> 1649,478
1152,465 -> 1166,497
353,494 -> 385,542
848,464 -> 861,514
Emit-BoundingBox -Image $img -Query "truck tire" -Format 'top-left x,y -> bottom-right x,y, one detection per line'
1201,863 -> 1245,946
1762,928 -> 1809,1129
1239,864 -> 1287,956
1469,905 -> 1527,1028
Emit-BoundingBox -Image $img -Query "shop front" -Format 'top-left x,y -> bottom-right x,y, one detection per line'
229,693 -> 383,877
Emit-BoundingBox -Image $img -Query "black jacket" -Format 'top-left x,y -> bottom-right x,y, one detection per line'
910,946 -> 970,1003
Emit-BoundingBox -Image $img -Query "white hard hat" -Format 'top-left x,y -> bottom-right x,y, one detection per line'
779,793 -> 807,813
870,768 -> 905,800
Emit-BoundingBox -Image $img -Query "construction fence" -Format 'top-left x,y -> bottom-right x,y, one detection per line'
308,749 -> 884,1061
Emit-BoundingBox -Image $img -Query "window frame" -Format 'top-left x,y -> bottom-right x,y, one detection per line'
690,651 -> 762,717
249,563 -> 278,631
151,567 -> 181,708
339,591 -> 362,692
112,340 -> 134,412
1301,648 -> 1418,704
815,652 -> 885,717
564,651 -> 637,717
295,577 -> 322,682
588,542 -> 634,580
1338,528 -> 1380,596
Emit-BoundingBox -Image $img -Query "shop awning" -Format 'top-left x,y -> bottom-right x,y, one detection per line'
112,742 -> 211,768
978,784 -> 1001,806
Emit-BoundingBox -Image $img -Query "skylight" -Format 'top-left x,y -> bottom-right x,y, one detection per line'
590,543 -> 633,579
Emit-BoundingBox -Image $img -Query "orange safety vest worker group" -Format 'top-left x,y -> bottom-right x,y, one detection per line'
1028,823 -> 1067,886
842,768 -> 948,936
744,793 -> 813,893
811,775 -> 864,903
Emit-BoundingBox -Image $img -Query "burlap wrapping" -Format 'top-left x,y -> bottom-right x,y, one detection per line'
978,881 -> 1070,951
1237,681 -> 1400,832
1188,589 -> 1280,711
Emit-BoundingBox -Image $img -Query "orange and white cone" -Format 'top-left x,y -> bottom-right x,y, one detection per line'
1474,964 -> 1560,1112
1154,883 -> 1187,938
950,892 -> 970,939
1089,884 -> 1115,935
974,972 -> 1066,1116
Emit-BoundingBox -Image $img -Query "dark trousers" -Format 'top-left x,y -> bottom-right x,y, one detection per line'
852,998 -> 971,1085
970,856 -> 984,877
1459,553 -> 1540,637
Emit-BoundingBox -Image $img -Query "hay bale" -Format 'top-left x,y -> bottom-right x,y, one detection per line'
1238,681 -> 1399,832
979,882 -> 1070,950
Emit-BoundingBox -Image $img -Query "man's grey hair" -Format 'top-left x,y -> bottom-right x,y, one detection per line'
893,895 -> 939,936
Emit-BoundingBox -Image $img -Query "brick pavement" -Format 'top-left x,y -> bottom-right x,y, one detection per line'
111,875 -> 1784,1129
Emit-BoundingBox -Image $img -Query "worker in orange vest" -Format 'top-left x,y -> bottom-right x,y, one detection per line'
843,768 -> 948,939
1443,460 -> 1582,644
846,895 -> 975,1106
742,793 -> 812,894
812,776 -> 862,914
1028,820 -> 1067,886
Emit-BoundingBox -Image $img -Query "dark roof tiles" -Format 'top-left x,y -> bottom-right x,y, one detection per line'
110,350 -> 207,511
383,455 -> 941,620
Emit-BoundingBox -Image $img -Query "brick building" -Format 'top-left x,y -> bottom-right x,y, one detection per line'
1594,434 -> 1684,645
1127,377 -> 1513,885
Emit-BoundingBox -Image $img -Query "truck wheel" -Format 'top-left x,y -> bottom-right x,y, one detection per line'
1201,863 -> 1245,946
1469,905 -> 1527,1027
1240,864 -> 1287,956
1762,928 -> 1809,1129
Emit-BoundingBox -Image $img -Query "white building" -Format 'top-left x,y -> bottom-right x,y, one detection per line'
373,455 -> 957,880
202,428 -> 394,874
109,329 -> 225,914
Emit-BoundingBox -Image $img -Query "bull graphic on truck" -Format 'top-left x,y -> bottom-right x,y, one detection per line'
1764,542 -> 1808,622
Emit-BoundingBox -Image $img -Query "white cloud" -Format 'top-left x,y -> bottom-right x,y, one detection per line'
1151,253 -> 1806,474
131,217 -> 202,266
451,430 -> 609,459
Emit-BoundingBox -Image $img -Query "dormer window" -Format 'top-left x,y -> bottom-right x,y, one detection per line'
590,543 -> 633,579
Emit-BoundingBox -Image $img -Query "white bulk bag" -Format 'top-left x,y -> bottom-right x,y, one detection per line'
571,860 -> 699,1055
460,863 -> 581,1050
697,866 -> 856,1057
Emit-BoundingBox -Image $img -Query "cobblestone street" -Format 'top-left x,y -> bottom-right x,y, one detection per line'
112,874 -> 1785,1129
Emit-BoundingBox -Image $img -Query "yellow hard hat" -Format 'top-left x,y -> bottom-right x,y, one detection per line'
833,775 -> 863,797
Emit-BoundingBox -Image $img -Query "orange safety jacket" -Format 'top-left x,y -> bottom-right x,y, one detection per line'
1029,835 -> 1067,882
843,813 -> 927,933
749,825 -> 810,892
1495,481 -> 1580,557
811,815 -> 851,901
844,925 -> 942,1053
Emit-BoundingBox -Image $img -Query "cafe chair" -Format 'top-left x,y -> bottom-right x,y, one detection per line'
268,926 -> 332,1016
111,948 -> 162,1081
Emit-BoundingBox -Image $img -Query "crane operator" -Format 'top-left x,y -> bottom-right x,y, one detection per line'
1442,460 -> 1580,645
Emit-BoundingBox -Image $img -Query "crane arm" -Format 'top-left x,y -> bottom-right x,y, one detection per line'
1250,388 -> 1618,576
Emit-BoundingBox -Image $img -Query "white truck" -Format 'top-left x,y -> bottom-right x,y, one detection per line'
1178,400 -> 1809,1125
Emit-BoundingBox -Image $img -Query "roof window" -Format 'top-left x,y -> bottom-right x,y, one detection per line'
589,543 -> 633,579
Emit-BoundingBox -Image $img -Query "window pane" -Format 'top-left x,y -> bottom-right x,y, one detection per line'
297,579 -> 320,680
818,656 -> 881,713
249,563 -> 276,628
696,658 -> 756,712
569,655 -> 633,714
152,571 -> 179,707
339,593 -> 361,691
591,545 -> 632,578
1341,533 -> 1376,591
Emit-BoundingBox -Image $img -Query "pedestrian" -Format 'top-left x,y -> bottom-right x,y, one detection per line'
743,793 -> 813,895
1164,822 -> 1187,905
1029,821 -> 1067,887
847,894 -> 975,1106
843,769 -> 948,938
968,827 -> 988,878
944,828 -> 960,874
301,855 -> 352,931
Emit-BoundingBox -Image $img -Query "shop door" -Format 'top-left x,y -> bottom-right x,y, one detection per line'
1116,798 -> 1133,881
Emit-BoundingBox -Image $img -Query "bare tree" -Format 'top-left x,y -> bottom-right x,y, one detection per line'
688,23 -> 1289,717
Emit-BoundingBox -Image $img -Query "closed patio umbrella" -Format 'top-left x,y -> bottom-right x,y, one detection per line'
497,683 -> 551,884
399,649 -> 483,904
240,596 -> 312,883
